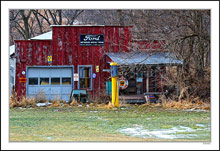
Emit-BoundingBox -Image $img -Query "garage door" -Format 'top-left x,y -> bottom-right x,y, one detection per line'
27,67 -> 73,102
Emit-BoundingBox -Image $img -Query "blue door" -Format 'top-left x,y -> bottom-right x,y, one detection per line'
27,67 -> 73,102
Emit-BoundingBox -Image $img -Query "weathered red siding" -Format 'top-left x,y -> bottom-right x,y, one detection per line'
15,40 -> 52,97
15,26 -> 132,99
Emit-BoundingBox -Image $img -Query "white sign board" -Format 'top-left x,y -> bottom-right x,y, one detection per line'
74,73 -> 79,81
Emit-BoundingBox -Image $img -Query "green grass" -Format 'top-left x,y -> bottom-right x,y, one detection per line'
9,105 -> 211,142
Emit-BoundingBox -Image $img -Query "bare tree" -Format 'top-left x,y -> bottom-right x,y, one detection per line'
10,9 -> 84,45
9,9 -> 210,101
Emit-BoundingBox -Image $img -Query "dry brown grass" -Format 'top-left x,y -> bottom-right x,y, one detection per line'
10,95 -> 36,108
150,103 -> 162,107
161,99 -> 210,110
104,102 -> 115,109
70,98 -> 78,106
50,99 -> 62,107
141,103 -> 150,107
64,104 -> 69,107
20,97 -> 36,108
10,96 -> 20,108
60,100 -> 66,104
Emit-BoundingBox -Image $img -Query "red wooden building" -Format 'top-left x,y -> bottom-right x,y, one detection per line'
14,25 -> 182,102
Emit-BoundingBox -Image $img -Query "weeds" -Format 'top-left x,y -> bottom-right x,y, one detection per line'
70,98 -> 78,106
10,93 -> 210,111
160,99 -> 210,110
104,102 -> 115,109
20,96 -> 36,108
10,95 -> 36,108
35,90 -> 48,103
50,99 -> 62,107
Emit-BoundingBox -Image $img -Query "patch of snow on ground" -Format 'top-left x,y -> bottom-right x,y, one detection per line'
118,125 -> 202,139
36,103 -> 47,107
90,111 -> 98,113
45,136 -> 52,140
196,124 -> 206,127
183,108 -> 209,112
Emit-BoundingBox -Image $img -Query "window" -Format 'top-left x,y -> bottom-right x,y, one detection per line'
79,67 -> 91,89
51,78 -> 60,85
10,76 -> 14,84
40,78 -> 49,85
29,78 -> 38,85
62,77 -> 71,85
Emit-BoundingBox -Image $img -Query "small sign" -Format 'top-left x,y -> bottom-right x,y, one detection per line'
96,65 -> 99,72
47,56 -> 52,62
136,77 -> 143,82
92,73 -> 96,78
22,71 -> 26,75
74,73 -> 79,81
103,69 -> 110,72
19,78 -> 27,83
80,34 -> 104,46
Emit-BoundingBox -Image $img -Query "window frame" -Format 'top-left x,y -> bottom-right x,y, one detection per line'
62,77 -> 72,85
39,77 -> 50,85
28,77 -> 39,85
51,77 -> 61,85
78,65 -> 93,90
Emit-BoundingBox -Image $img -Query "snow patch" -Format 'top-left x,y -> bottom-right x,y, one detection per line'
183,109 -> 209,112
196,124 -> 206,127
118,125 -> 201,139
36,103 -> 47,107
90,111 -> 98,113
45,136 -> 52,140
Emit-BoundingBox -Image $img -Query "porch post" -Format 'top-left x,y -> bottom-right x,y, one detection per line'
146,69 -> 149,93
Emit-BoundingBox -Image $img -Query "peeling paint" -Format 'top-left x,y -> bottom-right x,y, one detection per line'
15,26 -> 133,99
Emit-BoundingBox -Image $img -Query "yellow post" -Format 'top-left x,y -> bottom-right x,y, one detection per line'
110,62 -> 119,107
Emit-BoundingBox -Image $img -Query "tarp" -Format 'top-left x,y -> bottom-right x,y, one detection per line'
106,52 -> 183,65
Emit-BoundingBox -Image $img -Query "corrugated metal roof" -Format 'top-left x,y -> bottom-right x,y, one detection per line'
106,52 -> 183,65
30,31 -> 52,40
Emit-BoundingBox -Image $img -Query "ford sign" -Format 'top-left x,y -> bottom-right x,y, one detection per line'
80,34 -> 104,46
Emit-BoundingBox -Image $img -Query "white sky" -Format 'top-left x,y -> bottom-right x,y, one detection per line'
1,1 -> 219,150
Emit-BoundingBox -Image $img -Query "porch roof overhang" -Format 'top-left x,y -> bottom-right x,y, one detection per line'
105,52 -> 183,65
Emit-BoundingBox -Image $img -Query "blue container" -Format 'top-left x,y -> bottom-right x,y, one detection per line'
110,65 -> 118,77
106,81 -> 112,95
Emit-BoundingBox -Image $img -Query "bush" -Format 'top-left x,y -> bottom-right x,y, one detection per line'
35,90 -> 48,103
10,96 -> 20,108
10,95 -> 36,108
104,102 -> 115,109
20,96 -> 36,108
50,99 -> 62,107
70,98 -> 78,106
